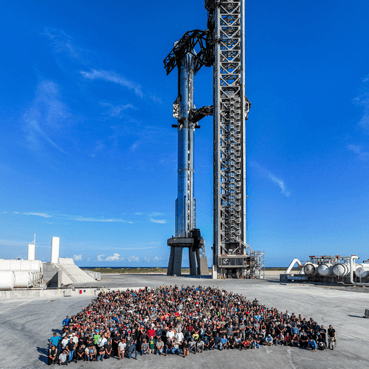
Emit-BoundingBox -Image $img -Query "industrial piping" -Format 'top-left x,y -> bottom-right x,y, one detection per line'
350,256 -> 369,286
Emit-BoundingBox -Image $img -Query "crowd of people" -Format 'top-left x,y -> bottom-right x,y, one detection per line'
47,285 -> 337,365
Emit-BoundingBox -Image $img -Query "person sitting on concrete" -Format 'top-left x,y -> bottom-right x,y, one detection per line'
189,338 -> 197,354
300,332 -> 308,348
76,344 -> 85,362
118,339 -> 126,360
148,336 -> 156,354
275,333 -> 284,345
105,337 -> 113,359
141,339 -> 149,355
183,340 -> 190,358
58,349 -> 68,366
126,339 -> 138,359
291,334 -> 300,347
264,334 -> 273,346
172,339 -> 181,355
48,345 -> 58,365
156,337 -> 166,356
283,332 -> 291,346
97,345 -> 105,361
307,337 -> 317,351
197,338 -> 204,353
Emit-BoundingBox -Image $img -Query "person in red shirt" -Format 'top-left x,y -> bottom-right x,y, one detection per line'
147,327 -> 156,339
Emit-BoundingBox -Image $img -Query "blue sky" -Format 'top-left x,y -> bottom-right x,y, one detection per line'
1,0 -> 369,267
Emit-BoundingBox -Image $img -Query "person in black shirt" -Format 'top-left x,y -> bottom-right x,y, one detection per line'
76,345 -> 85,362
48,345 -> 58,365
328,325 -> 336,350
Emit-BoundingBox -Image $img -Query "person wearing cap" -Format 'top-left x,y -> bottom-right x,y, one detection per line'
58,349 -> 68,365
264,334 -> 273,346
48,344 -> 58,365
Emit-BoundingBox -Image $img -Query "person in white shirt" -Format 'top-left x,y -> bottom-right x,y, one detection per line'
98,336 -> 107,348
175,331 -> 184,344
118,340 -> 126,360
166,328 -> 175,341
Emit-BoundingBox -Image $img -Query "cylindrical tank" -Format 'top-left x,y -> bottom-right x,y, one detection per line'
355,265 -> 369,279
304,263 -> 318,276
29,260 -> 42,272
20,260 -> 32,270
318,263 -> 334,276
13,271 -> 32,288
51,237 -> 60,264
10,260 -> 22,270
0,271 -> 15,289
332,263 -> 350,277
0,259 -> 11,270
28,244 -> 35,261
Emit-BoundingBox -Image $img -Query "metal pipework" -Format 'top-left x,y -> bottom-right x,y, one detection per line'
332,262 -> 350,277
355,265 -> 369,279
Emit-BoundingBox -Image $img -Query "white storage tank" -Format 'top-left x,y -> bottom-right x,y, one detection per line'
28,243 -> 36,261
10,260 -> 22,270
317,263 -> 333,276
14,271 -> 32,288
355,265 -> 369,279
29,260 -> 42,272
20,260 -> 32,271
304,263 -> 318,276
0,271 -> 15,290
51,237 -> 60,264
332,263 -> 350,277
0,259 -> 11,270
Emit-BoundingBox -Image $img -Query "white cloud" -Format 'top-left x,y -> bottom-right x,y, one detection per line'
251,162 -> 291,197
153,256 -> 162,262
347,144 -> 369,161
72,216 -> 127,223
22,80 -> 70,153
23,212 -> 52,218
105,253 -> 123,262
81,69 -> 143,98
100,103 -> 135,118
268,173 -> 290,197
73,254 -> 83,261
144,256 -> 150,262
128,255 -> 140,262
150,218 -> 166,224
97,254 -> 105,261
43,28 -> 83,61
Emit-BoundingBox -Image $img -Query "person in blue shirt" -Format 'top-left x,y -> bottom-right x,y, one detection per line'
62,316 -> 70,327
220,335 -> 228,350
49,332 -> 61,349
307,337 -> 317,351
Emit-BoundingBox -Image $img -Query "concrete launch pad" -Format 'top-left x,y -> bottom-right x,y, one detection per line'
0,274 -> 368,369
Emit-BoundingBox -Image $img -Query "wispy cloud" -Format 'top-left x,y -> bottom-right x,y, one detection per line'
23,212 -> 52,218
150,218 -> 167,224
144,256 -> 150,262
72,216 -> 127,223
100,103 -> 135,118
42,28 -> 85,62
81,69 -> 143,98
105,253 -> 123,262
152,256 -> 162,262
347,144 -> 369,161
97,254 -> 105,261
73,254 -> 83,261
251,162 -> 291,197
268,173 -> 290,197
353,76 -> 369,131
128,255 -> 140,262
22,80 -> 70,153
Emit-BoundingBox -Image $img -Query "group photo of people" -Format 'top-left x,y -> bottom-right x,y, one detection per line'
47,285 -> 337,365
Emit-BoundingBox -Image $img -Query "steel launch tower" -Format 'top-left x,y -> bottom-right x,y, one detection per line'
165,0 -> 264,279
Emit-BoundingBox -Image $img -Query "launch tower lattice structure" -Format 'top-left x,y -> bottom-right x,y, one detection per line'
165,0 -> 265,278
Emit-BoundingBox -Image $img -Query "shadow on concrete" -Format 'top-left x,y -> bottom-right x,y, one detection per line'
52,328 -> 62,334
348,314 -> 365,318
37,347 -> 48,364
